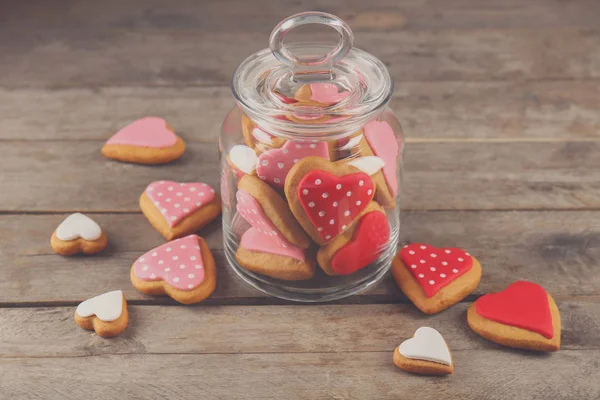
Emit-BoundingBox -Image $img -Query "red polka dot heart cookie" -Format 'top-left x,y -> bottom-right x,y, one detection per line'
392,243 -> 482,314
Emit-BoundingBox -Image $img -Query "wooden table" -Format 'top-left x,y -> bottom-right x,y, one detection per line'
1,1 -> 600,398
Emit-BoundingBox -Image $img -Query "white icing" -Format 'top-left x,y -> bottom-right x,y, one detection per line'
398,327 -> 452,366
76,290 -> 123,322
229,145 -> 258,174
252,127 -> 272,144
55,213 -> 102,241
340,134 -> 364,151
347,156 -> 385,175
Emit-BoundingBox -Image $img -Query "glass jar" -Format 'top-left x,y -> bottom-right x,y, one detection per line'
220,12 -> 404,302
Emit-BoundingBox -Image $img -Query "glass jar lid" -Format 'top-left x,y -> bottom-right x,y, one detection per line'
231,12 -> 393,139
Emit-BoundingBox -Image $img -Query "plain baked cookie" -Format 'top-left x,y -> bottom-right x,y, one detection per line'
130,234 -> 216,304
316,201 -> 389,276
467,281 -> 561,352
51,213 -> 108,255
237,175 -> 311,249
391,243 -> 482,314
284,156 -> 377,246
140,180 -> 222,241
101,117 -> 185,164
393,327 -> 454,375
75,290 -> 128,338
235,227 -> 315,281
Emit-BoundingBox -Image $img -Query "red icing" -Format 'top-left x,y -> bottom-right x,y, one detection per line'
298,170 -> 374,242
330,211 -> 390,275
256,141 -> 330,189
400,244 -> 473,298
133,234 -> 205,291
475,281 -> 554,339
146,181 -> 216,227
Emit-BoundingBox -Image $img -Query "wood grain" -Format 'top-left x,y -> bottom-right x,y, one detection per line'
2,82 -> 599,142
1,141 -> 599,212
0,29 -> 599,88
1,350 -> 598,400
1,210 -> 599,304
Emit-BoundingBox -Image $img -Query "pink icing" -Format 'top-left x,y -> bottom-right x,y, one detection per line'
106,117 -> 177,148
133,234 -> 205,290
241,227 -> 305,261
256,141 -> 330,188
236,189 -> 295,250
146,180 -> 216,227
309,83 -> 350,105
364,120 -> 399,197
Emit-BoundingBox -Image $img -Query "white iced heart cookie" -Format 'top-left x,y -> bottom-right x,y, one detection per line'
398,327 -> 452,366
56,213 -> 102,241
347,156 -> 385,176
229,144 -> 258,175
76,290 -> 123,322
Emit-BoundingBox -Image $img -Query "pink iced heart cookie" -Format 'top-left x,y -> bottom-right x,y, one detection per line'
130,234 -> 216,304
256,141 -> 330,188
362,120 -> 399,208
102,117 -> 186,164
140,181 -> 222,241
296,83 -> 350,105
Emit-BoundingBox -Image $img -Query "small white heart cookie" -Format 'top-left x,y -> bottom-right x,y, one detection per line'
393,327 -> 454,375
75,290 -> 128,338
56,213 -> 102,241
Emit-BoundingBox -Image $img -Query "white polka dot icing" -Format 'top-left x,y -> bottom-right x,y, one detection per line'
133,234 -> 205,291
256,140 -> 330,189
236,189 -> 296,249
146,181 -> 215,227
297,170 -> 375,242
399,243 -> 473,298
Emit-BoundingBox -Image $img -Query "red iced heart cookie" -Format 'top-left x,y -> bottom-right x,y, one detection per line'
256,141 -> 330,188
475,281 -> 554,338
107,117 -> 177,148
400,244 -> 473,298
330,211 -> 390,275
298,170 -> 374,242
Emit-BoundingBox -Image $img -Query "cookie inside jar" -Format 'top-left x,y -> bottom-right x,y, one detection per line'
220,12 -> 404,301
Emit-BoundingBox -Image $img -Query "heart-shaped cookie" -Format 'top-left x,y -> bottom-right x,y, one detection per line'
56,213 -> 102,241
75,290 -> 128,338
295,83 -> 350,105
399,244 -> 473,298
468,281 -> 561,351
130,234 -> 216,304
394,327 -> 454,375
363,120 -> 399,197
476,281 -> 553,338
228,144 -> 258,178
330,211 -> 390,275
51,213 -> 108,255
106,117 -> 177,148
256,141 -> 330,188
285,157 -> 375,245
140,180 -> 221,240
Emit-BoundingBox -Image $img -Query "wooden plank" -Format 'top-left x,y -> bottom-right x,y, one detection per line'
1,141 -> 599,212
0,350 -> 598,399
0,28 -> 599,88
1,210 -> 599,304
2,81 -> 600,141
1,302 -> 597,357
2,0 -> 599,32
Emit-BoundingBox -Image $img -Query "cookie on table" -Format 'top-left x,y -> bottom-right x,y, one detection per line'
467,281 -> 560,352
140,180 -> 222,241
316,201 -> 389,276
393,327 -> 454,375
391,243 -> 482,314
75,290 -> 128,338
101,117 -> 185,165
51,213 -> 108,255
130,234 -> 216,304
238,175 -> 311,249
284,156 -> 376,246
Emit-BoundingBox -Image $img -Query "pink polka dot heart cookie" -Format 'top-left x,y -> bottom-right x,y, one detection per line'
391,243 -> 482,314
140,180 -> 222,241
130,234 -> 216,304
101,117 -> 186,165
284,156 -> 376,246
